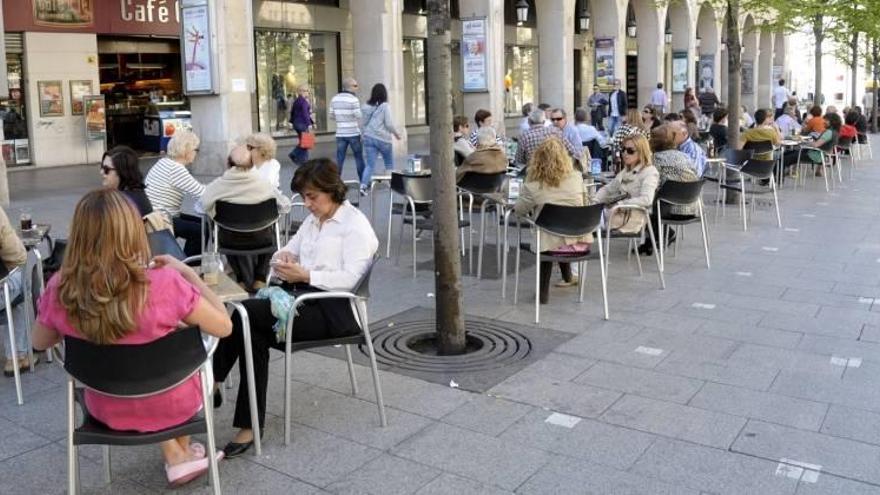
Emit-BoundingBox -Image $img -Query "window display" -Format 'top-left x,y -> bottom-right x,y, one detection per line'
504,45 -> 538,116
403,38 -> 427,126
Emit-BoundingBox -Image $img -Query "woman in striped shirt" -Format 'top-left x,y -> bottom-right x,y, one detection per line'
145,130 -> 206,256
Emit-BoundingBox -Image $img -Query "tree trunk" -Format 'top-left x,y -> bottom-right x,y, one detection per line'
726,0 -> 742,147
813,14 -> 824,107
426,0 -> 466,355
851,31 -> 858,108
873,37 -> 879,132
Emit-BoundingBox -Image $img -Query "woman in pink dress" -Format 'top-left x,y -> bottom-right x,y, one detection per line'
32,189 -> 232,487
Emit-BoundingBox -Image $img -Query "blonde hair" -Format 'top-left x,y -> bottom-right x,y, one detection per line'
626,108 -> 648,132
166,130 -> 200,162
245,133 -> 277,162
58,189 -> 150,345
622,134 -> 653,170
526,138 -> 573,188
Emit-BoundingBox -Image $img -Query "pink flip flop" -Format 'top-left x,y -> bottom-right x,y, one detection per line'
165,450 -> 224,487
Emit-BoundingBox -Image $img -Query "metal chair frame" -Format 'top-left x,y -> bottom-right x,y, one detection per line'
604,204 -> 665,289
720,158 -> 782,231
655,180 -> 711,272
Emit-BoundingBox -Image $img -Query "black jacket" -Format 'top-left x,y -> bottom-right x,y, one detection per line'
606,90 -> 628,117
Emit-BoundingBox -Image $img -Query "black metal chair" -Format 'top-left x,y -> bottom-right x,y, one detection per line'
513,203 -> 608,323
715,148 -> 755,219
58,327 -> 221,494
794,136 -> 839,192
655,180 -> 710,271
457,171 -> 507,278
280,256 -> 387,445
720,158 -> 782,231
212,199 -> 282,256
603,204 -> 665,289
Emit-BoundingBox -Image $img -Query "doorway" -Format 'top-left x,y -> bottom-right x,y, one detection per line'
574,49 -> 582,110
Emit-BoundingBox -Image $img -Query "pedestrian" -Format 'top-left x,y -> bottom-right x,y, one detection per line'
650,82 -> 668,114
588,85 -> 608,131
773,79 -> 790,119
606,79 -> 628,135
288,84 -> 314,165
519,103 -> 533,134
698,87 -> 720,116
361,83 -> 402,193
683,87 -> 699,116
329,77 -> 365,177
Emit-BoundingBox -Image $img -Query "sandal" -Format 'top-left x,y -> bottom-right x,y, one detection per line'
165,450 -> 224,487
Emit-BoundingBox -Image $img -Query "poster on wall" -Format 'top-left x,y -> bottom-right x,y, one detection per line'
672,51 -> 688,93
69,80 -> 93,115
181,0 -> 215,94
84,95 -> 106,141
37,80 -> 64,117
33,0 -> 94,28
461,17 -> 488,92
699,55 -> 714,91
742,60 -> 755,94
595,39 -> 615,92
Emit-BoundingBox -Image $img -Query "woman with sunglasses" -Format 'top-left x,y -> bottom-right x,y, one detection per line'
101,145 -> 153,216
594,134 -> 659,234
641,106 -> 662,130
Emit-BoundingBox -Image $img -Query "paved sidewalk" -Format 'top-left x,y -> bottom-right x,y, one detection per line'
3,144 -> 880,494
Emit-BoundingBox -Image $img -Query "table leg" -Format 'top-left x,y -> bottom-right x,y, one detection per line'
501,208 -> 512,300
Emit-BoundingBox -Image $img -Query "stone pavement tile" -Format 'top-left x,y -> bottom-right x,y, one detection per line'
0,384 -> 68,441
611,310 -> 706,333
498,409 -> 656,470
794,472 -> 880,495
796,334 -> 880,364
390,423 -> 551,491
771,369 -> 880,413
441,394 -> 534,437
631,438 -> 799,495
413,473 -> 512,495
601,394 -> 745,449
0,369 -> 62,407
251,422 -> 382,488
488,371 -> 621,419
323,454 -> 441,495
860,324 -> 880,343
708,291 -> 822,317
782,288 -> 873,311
667,301 -> 768,326
538,339 -> 667,370
820,404 -> 880,446
694,320 -> 803,349
191,457 -> 326,495
759,313 -> 863,339
493,303 -> 608,333
689,382 -> 829,431
506,351 -> 597,382
553,321 -> 644,350
625,328 -> 740,362
654,356 -> 780,391
516,455 -> 700,495
816,306 -> 880,325
797,266 -> 880,286
725,344 -> 844,377
732,420 -> 880,486
0,415 -> 54,462
572,361 -> 704,404
833,281 -> 880,300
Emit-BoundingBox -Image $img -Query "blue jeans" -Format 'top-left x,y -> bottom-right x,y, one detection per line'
0,271 -> 27,359
608,116 -> 622,136
362,136 -> 393,187
336,135 -> 366,178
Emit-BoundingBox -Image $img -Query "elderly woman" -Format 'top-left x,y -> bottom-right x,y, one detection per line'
456,127 -> 508,182
200,145 -> 291,292
101,145 -> 153,216
515,138 -> 591,304
246,133 -> 281,190
594,134 -> 659,234
212,158 -> 378,458
145,130 -> 206,256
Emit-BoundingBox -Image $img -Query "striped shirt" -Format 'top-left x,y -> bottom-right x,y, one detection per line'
329,92 -> 362,138
145,158 -> 206,218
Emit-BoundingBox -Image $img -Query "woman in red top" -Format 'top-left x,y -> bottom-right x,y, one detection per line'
841,111 -> 859,140
32,189 -> 232,487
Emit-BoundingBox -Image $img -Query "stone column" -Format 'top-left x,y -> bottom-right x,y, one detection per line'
351,0 -> 408,159
458,0 -> 506,127
536,0 -> 575,113
633,3 -> 663,108
188,0 -> 255,176
758,31 -> 774,109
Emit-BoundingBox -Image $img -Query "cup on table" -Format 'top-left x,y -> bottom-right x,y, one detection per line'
19,208 -> 32,231
201,253 -> 221,286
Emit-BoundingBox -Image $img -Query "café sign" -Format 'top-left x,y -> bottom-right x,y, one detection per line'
120,0 -> 180,25
4,0 -> 181,36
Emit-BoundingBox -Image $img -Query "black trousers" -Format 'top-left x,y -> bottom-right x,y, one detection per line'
173,213 -> 205,257
539,260 -> 572,304
212,288 -> 361,430
219,228 -> 275,288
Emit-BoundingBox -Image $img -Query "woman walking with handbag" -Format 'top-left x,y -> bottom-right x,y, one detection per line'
360,83 -> 401,193
288,84 -> 315,165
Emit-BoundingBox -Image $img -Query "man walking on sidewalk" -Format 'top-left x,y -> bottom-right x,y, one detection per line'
329,77 -> 366,177
773,79 -> 790,119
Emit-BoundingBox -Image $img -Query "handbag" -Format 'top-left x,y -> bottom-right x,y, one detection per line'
299,131 -> 315,150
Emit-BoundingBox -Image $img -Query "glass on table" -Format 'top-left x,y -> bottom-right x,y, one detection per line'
201,253 -> 221,286
18,207 -> 32,231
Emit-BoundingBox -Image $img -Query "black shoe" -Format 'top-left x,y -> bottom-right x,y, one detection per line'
213,389 -> 222,409
637,243 -> 653,256
665,231 -> 677,246
222,440 -> 253,459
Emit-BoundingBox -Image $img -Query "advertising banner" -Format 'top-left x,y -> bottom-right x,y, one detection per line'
181,0 -> 215,94
595,38 -> 615,92
461,17 -> 488,92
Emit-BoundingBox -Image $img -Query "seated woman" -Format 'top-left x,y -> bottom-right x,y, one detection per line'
200,145 -> 291,292
32,189 -> 232,487
783,112 -> 841,176
514,138 -> 592,304
801,105 -> 826,136
456,127 -> 508,182
101,146 -> 153,216
212,158 -> 378,458
0,206 -> 31,376
641,106 -> 662,130
145,130 -> 206,257
594,134 -> 659,234
709,109 -> 729,152
841,112 -> 859,142
246,133 -> 281,190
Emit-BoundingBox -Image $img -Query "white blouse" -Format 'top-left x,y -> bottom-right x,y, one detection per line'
254,158 -> 281,190
277,201 -> 378,291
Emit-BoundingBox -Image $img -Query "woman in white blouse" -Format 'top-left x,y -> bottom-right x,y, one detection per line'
211,158 -> 378,459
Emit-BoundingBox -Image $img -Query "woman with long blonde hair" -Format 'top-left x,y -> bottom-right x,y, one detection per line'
515,138 -> 592,304
32,189 -> 232,487
594,134 -> 659,233
611,108 -> 651,152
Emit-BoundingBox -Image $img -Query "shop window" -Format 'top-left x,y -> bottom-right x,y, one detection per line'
3,53 -> 29,166
255,30 -> 340,136
403,0 -> 460,17
504,45 -> 538,116
403,38 -> 428,126
504,0 -> 537,27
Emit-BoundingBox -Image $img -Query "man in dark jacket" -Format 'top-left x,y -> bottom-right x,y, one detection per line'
698,87 -> 720,116
606,79 -> 628,135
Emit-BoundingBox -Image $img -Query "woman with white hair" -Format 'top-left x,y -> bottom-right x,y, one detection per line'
145,129 -> 206,257
456,126 -> 508,182
245,133 -> 281,190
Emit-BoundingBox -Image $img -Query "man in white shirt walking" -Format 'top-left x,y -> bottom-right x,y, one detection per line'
329,77 -> 366,176
650,82 -> 668,114
773,79 -> 790,119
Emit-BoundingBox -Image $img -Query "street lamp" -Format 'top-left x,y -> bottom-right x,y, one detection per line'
515,0 -> 529,24
626,20 -> 637,38
696,35 -> 702,49
665,27 -> 672,44
578,1 -> 591,32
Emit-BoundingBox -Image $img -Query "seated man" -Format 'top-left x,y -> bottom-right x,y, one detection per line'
740,108 -> 781,160
457,127 -> 509,182
515,109 -> 579,166
671,121 -> 707,177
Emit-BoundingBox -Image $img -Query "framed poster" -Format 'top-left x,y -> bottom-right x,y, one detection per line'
37,80 -> 64,117
699,55 -> 714,91
84,95 -> 107,141
742,60 -> 754,94
69,80 -> 93,116
33,0 -> 94,28
595,38 -> 615,92
181,0 -> 216,94
461,17 -> 488,92
672,51 -> 688,93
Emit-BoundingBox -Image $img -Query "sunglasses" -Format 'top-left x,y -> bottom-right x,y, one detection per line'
622,147 -> 637,155
550,117 -> 565,122
100,165 -> 115,174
